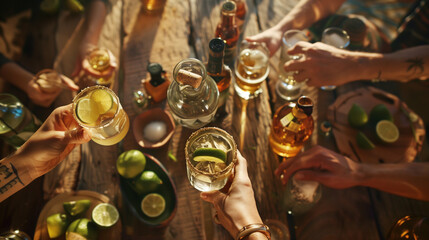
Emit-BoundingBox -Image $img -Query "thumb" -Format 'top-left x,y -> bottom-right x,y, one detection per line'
61,74 -> 79,91
64,128 -> 91,144
287,41 -> 308,55
200,190 -> 225,204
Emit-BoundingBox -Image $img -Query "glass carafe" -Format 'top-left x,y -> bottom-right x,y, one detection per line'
167,58 -> 219,129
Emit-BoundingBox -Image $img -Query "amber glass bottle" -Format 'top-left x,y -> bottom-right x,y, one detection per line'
215,1 -> 239,67
230,0 -> 247,33
144,62 -> 170,103
206,38 -> 232,111
269,96 -> 314,158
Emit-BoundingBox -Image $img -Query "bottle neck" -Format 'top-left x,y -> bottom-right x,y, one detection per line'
221,13 -> 235,27
292,106 -> 310,120
206,51 -> 224,75
149,73 -> 166,87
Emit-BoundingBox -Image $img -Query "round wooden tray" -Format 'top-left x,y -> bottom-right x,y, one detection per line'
327,86 -> 425,164
34,190 -> 122,240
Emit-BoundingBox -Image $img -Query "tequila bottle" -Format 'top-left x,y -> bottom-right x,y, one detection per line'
0,94 -> 41,149
215,1 -> 239,67
167,58 -> 219,129
269,96 -> 314,158
144,62 -> 170,103
205,38 -> 232,114
230,0 -> 247,33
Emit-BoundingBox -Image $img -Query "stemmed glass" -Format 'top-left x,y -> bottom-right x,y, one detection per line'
275,30 -> 309,101
320,27 -> 350,90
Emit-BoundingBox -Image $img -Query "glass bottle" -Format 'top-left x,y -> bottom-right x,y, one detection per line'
205,38 -> 232,114
230,0 -> 247,33
167,58 -> 219,129
77,48 -> 116,89
269,96 -> 314,158
144,62 -> 170,103
0,94 -> 41,149
215,1 -> 239,67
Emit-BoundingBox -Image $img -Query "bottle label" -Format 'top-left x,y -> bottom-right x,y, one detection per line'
280,112 -> 300,133
280,112 -> 294,127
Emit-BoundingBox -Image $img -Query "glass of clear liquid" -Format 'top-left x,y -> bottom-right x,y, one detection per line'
72,85 -> 129,146
185,127 -> 237,191
276,30 -> 309,101
320,27 -> 350,90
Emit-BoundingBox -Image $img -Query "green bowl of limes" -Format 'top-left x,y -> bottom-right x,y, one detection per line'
118,151 -> 177,227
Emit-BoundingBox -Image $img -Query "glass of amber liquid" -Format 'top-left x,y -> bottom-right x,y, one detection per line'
185,127 -> 237,191
234,41 -> 270,100
72,86 -> 129,146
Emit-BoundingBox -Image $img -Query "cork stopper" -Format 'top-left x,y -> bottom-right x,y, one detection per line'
176,69 -> 202,88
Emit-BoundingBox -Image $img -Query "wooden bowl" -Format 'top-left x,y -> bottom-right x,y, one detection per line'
133,108 -> 175,148
119,153 -> 177,227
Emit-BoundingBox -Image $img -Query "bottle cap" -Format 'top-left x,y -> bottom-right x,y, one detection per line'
297,96 -> 313,116
222,1 -> 236,13
342,18 -> 366,44
209,38 -> 226,53
147,62 -> 163,76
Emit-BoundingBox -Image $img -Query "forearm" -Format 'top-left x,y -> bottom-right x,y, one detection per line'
275,0 -> 345,32
82,0 -> 107,47
359,162 -> 429,201
0,153 -> 34,202
0,62 -> 34,93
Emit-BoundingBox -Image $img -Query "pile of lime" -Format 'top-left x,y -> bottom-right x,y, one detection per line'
347,103 -> 399,149
116,149 -> 167,218
76,88 -> 115,126
46,200 -> 119,240
40,0 -> 84,15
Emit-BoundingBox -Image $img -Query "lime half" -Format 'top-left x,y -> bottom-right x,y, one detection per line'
376,120 -> 399,143
141,193 -> 166,218
90,89 -> 113,114
91,203 -> 119,228
356,131 -> 375,150
193,148 -> 226,163
76,98 -> 99,124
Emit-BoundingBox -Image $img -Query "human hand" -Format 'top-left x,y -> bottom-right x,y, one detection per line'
200,151 -> 263,238
15,104 -> 91,180
27,74 -> 79,107
246,26 -> 283,56
275,146 -> 364,189
284,41 -> 364,87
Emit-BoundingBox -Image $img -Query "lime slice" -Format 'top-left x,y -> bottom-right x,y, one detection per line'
90,89 -> 113,114
66,218 -> 97,240
348,103 -> 368,128
141,193 -> 166,218
76,98 -> 99,124
356,131 -> 375,150
193,148 -> 226,162
91,203 -> 119,228
46,213 -> 69,238
376,120 -> 399,143
63,199 -> 91,216
40,0 -> 60,14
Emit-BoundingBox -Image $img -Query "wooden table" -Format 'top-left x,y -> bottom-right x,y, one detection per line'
1,0 -> 429,239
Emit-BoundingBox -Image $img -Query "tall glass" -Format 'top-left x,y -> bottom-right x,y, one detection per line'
72,86 -> 129,146
276,30 -> 309,101
185,127 -> 237,191
234,41 -> 270,100
320,27 -> 350,90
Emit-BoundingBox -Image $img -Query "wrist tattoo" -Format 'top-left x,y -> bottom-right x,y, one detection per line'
406,58 -> 424,75
0,163 -> 23,194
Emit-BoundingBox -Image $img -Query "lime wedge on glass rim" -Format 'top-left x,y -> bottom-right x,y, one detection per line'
141,193 -> 166,218
193,148 -> 226,163
91,203 -> 119,228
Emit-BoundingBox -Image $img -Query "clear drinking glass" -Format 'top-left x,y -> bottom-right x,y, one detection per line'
276,30 -> 309,101
72,85 -> 129,146
34,69 -> 63,93
234,41 -> 270,100
320,27 -> 350,90
185,127 -> 237,191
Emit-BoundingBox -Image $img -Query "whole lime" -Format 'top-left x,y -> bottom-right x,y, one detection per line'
369,104 -> 393,125
132,171 -> 163,195
116,150 -> 146,179
66,218 -> 98,240
348,103 -> 368,128
46,213 -> 69,238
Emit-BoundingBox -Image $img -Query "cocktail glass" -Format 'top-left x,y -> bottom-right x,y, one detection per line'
72,85 -> 129,146
320,27 -> 350,90
234,41 -> 270,100
185,127 -> 237,191
276,30 -> 309,101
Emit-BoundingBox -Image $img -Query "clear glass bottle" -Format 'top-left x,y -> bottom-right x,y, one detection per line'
144,62 -> 170,103
269,96 -> 314,158
0,94 -> 41,149
205,38 -> 232,114
215,1 -> 239,67
230,0 -> 247,33
77,48 -> 116,89
167,58 -> 219,129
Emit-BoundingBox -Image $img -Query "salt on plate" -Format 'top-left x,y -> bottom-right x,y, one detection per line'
144,121 -> 167,142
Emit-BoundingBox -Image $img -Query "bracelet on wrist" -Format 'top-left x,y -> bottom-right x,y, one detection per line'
236,223 -> 271,240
